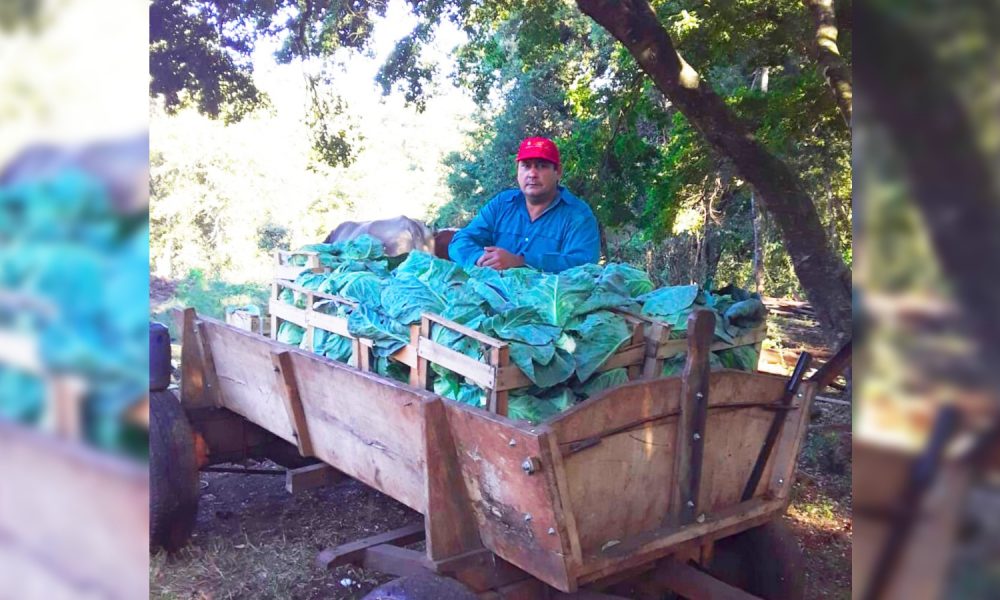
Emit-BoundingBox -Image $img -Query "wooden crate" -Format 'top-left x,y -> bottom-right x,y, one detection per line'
268,278 -> 767,419
273,249 -> 327,281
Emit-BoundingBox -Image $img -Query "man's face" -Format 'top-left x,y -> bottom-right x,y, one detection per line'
517,159 -> 561,204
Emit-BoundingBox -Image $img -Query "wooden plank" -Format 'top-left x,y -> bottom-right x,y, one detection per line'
275,282 -> 357,306
416,318 -> 431,390
408,326 -> 422,387
198,317 -> 432,512
575,498 -> 785,585
542,429 -> 584,571
424,312 -> 507,348
496,364 -> 533,391
422,398 -> 483,560
285,463 -> 343,493
307,310 -> 351,337
432,549 -> 535,592
642,322 -> 668,379
672,310 -> 714,527
488,345 -> 510,415
270,279 -> 279,340
269,298 -> 307,329
392,327 -> 419,369
808,339 -> 852,390
417,336 -> 496,389
547,371 -> 792,557
651,558 -> 764,600
194,317 -> 224,409
740,352 -> 811,502
271,350 -> 314,456
656,329 -> 767,359
181,307 -> 215,409
197,319 -> 297,443
316,523 -> 426,569
625,321 -> 646,380
363,544 -> 436,578
597,343 -> 646,373
444,402 -> 575,592
274,264 -> 319,281
766,381 -> 816,501
285,342 -> 431,511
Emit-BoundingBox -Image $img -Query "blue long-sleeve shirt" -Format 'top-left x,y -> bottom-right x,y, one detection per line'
448,186 -> 601,273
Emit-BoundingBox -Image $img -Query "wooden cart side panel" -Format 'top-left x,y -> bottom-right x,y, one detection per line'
199,320 -> 297,443
443,403 -> 575,592
197,318 -> 432,513
696,374 -> 791,512
548,371 -> 796,557
285,348 -> 431,513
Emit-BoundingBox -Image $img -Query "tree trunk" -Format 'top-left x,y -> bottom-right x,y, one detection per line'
576,0 -> 852,345
751,191 -> 764,294
803,0 -> 853,126
855,3 -> 1000,376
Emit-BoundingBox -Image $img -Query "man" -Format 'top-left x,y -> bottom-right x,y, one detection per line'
448,137 -> 600,273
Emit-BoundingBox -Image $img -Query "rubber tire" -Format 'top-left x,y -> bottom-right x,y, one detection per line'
362,574 -> 478,600
705,519 -> 805,600
149,389 -> 200,552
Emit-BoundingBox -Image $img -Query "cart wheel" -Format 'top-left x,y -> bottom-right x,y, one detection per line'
149,389 -> 200,552
705,519 -> 805,600
362,574 -> 478,600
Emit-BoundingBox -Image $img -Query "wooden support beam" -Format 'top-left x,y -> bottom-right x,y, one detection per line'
625,321 -> 646,380
315,523 -> 426,569
285,463 -> 343,494
271,351 -> 314,457
488,345 -> 510,415
193,312 -> 224,408
671,310 -> 714,527
808,339 -> 852,390
362,544 -> 435,578
416,317 -> 432,391
423,399 -> 484,560
650,559 -> 764,600
642,321 -> 668,379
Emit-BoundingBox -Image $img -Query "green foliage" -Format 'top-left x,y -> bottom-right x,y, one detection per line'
409,0 -> 850,296
275,238 -> 764,423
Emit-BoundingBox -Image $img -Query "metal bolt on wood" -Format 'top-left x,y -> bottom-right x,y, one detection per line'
696,392 -> 704,399
547,528 -> 556,535
693,433 -> 701,440
687,500 -> 695,508
697,513 -> 706,523
508,438 -> 517,447
523,513 -> 532,522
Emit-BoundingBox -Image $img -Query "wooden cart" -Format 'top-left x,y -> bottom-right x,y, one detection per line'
150,287 -> 844,599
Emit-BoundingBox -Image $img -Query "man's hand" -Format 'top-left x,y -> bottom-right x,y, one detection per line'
476,246 -> 525,270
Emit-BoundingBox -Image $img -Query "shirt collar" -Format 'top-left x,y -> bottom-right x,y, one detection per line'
512,185 -> 566,216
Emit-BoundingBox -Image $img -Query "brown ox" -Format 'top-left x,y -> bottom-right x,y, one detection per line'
323,216 -> 457,259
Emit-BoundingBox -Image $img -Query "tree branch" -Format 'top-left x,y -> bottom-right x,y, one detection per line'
803,0 -> 853,126
575,0 -> 852,344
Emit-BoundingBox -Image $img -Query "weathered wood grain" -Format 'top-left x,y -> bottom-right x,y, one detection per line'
444,402 -> 575,592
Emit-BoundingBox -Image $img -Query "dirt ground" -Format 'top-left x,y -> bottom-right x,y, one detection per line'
150,301 -> 852,600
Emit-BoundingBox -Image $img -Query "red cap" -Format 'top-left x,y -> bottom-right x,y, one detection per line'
516,137 -> 561,167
